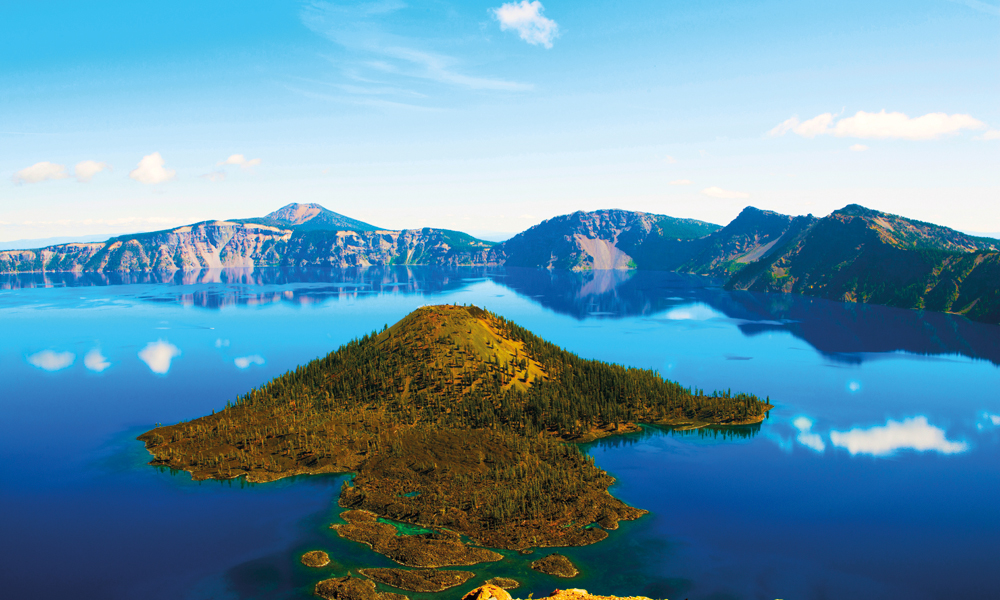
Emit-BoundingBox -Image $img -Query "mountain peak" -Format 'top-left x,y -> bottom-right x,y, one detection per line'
259,203 -> 380,232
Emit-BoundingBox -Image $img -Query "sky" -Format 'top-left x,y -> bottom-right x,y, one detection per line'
2,0 -> 998,242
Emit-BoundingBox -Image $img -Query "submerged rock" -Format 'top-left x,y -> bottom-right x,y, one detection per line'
301,550 -> 331,568
358,568 -> 475,592
530,554 -> 579,578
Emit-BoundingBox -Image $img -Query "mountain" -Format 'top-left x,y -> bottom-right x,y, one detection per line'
238,202 -> 380,232
3,202 -> 1000,324
498,209 -> 720,270
138,304 -> 769,552
727,205 -> 1000,323
0,209 -> 498,272
0,233 -> 117,251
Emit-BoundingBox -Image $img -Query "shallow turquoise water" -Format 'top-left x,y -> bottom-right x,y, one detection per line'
1,267 -> 998,599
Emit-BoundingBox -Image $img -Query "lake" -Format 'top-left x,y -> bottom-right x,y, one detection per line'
1,267 -> 998,600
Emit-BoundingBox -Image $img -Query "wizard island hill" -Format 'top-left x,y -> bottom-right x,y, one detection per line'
139,304 -> 770,551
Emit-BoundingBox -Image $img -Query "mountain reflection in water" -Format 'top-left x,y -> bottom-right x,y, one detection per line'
3,266 -> 999,365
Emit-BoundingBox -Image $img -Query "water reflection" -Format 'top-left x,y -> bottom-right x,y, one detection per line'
138,340 -> 181,374
84,348 -> 111,372
588,422 -> 764,451
829,416 -> 968,456
793,417 -> 826,452
4,266 -> 1000,366
27,349 -> 75,371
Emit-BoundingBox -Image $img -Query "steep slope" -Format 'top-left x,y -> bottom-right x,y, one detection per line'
138,305 -> 770,550
0,215 -> 498,272
238,202 -> 380,232
727,205 -> 1000,322
498,209 -> 719,270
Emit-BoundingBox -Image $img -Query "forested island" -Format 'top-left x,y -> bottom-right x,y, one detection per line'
138,304 -> 771,593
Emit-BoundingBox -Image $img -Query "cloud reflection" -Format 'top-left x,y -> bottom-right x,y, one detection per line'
830,416 -> 967,456
977,412 -> 1000,430
139,341 -> 181,374
793,416 -> 826,452
234,355 -> 265,369
84,348 -> 110,372
27,350 -> 75,371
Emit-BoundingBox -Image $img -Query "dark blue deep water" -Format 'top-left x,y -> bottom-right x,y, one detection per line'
2,267 -> 998,600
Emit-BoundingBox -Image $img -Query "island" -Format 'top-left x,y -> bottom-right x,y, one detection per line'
138,304 -> 771,579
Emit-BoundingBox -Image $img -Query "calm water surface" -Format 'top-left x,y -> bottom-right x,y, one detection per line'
1,267 -> 998,600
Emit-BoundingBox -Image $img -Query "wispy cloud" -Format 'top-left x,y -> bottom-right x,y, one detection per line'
218,154 -> 262,170
669,179 -> 692,185
201,171 -> 226,182
701,186 -> 750,199
830,416 -> 967,456
978,130 -> 1000,141
769,110 -> 987,141
12,161 -> 69,185
75,160 -> 111,183
138,340 -> 181,374
946,0 -> 1000,16
27,350 -> 75,371
300,2 -> 532,97
849,144 -> 869,152
492,1 -> 559,49
129,152 -> 176,184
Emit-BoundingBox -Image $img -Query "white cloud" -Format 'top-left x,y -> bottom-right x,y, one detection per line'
129,152 -> 176,184
74,160 -> 110,183
793,416 -> 825,452
669,179 -> 692,185
849,144 -> 869,152
301,3 -> 532,92
769,110 -> 987,141
12,162 -> 69,185
978,130 -> 1000,140
201,171 -> 226,182
492,1 -> 559,48
830,416 -> 967,456
215,338 -> 230,348
701,186 -> 750,199
84,348 -> 111,372
218,154 -> 262,170
27,350 -> 75,371
663,155 -> 677,164
138,340 -> 181,374
234,355 -> 266,369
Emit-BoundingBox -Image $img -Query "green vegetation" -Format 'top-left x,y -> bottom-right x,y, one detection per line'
139,305 -> 770,551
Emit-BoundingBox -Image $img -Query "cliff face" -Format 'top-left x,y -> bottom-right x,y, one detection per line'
499,209 -> 719,271
0,222 -> 499,273
4,202 -> 1000,324
727,207 -> 1000,323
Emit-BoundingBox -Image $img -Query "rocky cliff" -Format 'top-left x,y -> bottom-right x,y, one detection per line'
0,220 -> 499,273
499,209 -> 719,270
726,205 -> 1000,323
4,202 -> 1000,324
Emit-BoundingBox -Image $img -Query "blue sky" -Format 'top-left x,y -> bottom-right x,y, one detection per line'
2,0 -> 998,241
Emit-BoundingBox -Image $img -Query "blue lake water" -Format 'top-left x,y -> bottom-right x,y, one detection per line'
1,267 -> 998,600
